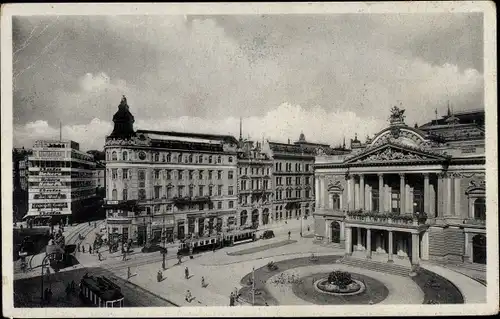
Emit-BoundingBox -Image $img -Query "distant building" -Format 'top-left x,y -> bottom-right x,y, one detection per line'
313,106 -> 486,265
13,148 -> 32,221
104,96 -> 239,244
264,133 -> 350,223
26,140 -> 98,225
236,137 -> 273,228
94,161 -> 106,189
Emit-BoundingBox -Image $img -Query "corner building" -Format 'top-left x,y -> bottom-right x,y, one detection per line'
313,107 -> 486,266
104,97 -> 238,244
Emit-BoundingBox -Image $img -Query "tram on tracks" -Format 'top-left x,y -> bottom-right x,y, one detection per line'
177,229 -> 257,256
80,274 -> 124,307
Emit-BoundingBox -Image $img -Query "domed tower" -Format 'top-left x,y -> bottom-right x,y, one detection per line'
298,131 -> 306,143
109,95 -> 136,139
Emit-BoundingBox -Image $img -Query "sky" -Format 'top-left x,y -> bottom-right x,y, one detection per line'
12,13 -> 483,151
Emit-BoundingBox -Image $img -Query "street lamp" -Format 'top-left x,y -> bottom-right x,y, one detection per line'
40,252 -> 60,307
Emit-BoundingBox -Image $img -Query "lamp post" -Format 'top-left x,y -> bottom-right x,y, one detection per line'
40,252 -> 60,307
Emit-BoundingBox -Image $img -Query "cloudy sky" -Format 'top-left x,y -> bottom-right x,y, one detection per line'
12,13 -> 483,151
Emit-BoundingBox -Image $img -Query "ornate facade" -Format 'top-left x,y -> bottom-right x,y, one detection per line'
314,107 -> 486,265
264,133 -> 350,223
104,97 -> 239,244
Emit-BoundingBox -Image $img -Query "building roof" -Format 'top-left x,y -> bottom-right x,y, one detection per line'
137,129 -> 238,145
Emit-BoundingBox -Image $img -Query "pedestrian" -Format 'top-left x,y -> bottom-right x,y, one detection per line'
185,267 -> 189,279
233,287 -> 239,302
288,231 -> 291,240
82,246 -> 85,253
185,290 -> 192,303
201,276 -> 206,288
127,267 -> 131,279
307,226 -> 310,232
98,252 -> 102,261
229,292 -> 235,306
122,251 -> 126,261
157,270 -> 163,282
177,255 -> 182,265
89,245 -> 92,254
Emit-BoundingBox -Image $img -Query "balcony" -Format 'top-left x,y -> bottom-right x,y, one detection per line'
463,218 -> 486,226
172,195 -> 211,205
346,210 -> 428,227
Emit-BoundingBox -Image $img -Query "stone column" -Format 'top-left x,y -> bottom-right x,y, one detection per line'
345,226 -> 352,255
366,228 -> 372,259
359,174 -> 365,210
350,175 -> 356,210
184,221 -> 189,238
454,174 -> 461,217
399,173 -> 406,214
320,176 -> 327,208
357,227 -> 363,250
387,231 -> 394,263
445,173 -> 453,216
375,232 -> 381,252
258,209 -> 263,227
194,218 -> 199,234
423,173 -> 430,214
378,174 -> 384,212
315,176 -> 320,208
411,233 -> 420,265
354,176 -> 360,209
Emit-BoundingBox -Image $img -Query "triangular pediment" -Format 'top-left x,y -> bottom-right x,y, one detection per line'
344,143 -> 448,164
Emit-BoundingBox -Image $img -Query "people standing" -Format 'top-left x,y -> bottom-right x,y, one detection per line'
184,267 -> 189,279
307,225 -> 310,232
288,231 -> 291,240
122,251 -> 127,261
201,276 -> 206,287
82,246 -> 85,253
127,267 -> 131,279
185,290 -> 192,303
157,270 -> 163,282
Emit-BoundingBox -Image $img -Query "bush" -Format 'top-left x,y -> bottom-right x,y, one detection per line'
328,271 -> 353,289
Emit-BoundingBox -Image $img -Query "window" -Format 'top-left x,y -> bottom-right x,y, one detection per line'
296,176 -> 301,185
154,170 -> 161,179
112,189 -> 117,200
154,186 -> 161,199
306,164 -> 310,171
228,171 -> 234,179
217,185 -> 222,196
198,155 -> 203,163
122,168 -> 129,180
245,167 -> 248,175
138,170 -> 145,187
138,189 -> 146,200
474,198 -> 486,220
198,185 -> 204,196
112,169 -> 118,180
166,170 -> 172,180
154,153 -> 160,162
166,153 -> 171,162
178,153 -> 183,163
209,185 -> 214,196
228,156 -> 233,163
122,151 -> 128,161
189,155 -> 193,163
305,176 -> 310,185
241,180 -> 247,190
217,201 -> 222,209
166,187 -> 173,199
228,186 -> 234,195
275,163 -> 279,171
162,154 -> 166,162
217,156 -> 222,164
305,190 -> 310,199
198,170 -> 203,180
218,170 -> 222,180
112,151 -> 117,161
208,170 -> 213,179
189,185 -> 194,197
178,185 -> 184,197
123,189 -> 128,200
209,202 -> 214,210
286,177 -> 292,185
189,170 -> 194,180
239,167 -> 242,175
209,156 -> 213,164
296,190 -> 301,198
229,201 -> 234,209
263,180 -> 269,190
178,170 -> 183,180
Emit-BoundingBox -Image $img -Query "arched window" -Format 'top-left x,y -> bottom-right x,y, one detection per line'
178,153 -> 183,163
228,156 -> 233,163
209,156 -> 213,164
122,151 -> 128,161
217,156 -> 222,164
474,198 -> 486,220
106,152 -> 109,161
122,189 -> 128,201
154,153 -> 160,162
112,189 -> 117,200
189,155 -> 193,163
198,155 -> 203,163
111,151 -> 117,161
166,153 -> 171,162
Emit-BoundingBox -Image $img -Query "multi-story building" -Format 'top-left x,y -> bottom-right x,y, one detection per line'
313,106 -> 486,266
93,161 -> 106,189
263,133 -> 349,223
26,140 -> 98,225
19,158 -> 29,191
13,148 -> 32,221
104,96 -> 239,244
236,139 -> 273,229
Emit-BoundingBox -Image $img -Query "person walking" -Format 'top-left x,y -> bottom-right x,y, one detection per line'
201,276 -> 206,288
307,225 -> 310,232
82,246 -> 85,253
127,267 -> 131,279
157,270 -> 163,282
122,251 -> 127,261
98,252 -> 102,261
184,267 -> 189,279
89,245 -> 92,254
288,231 -> 291,240
185,290 -> 192,303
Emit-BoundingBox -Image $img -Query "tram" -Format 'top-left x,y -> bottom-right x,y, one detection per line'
176,229 -> 257,256
80,274 -> 124,307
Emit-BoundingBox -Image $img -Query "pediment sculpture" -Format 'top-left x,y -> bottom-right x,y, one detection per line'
466,180 -> 486,193
389,106 -> 406,124
328,180 -> 344,191
355,147 -> 424,162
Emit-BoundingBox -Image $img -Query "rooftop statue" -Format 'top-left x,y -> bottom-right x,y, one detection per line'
389,106 -> 406,124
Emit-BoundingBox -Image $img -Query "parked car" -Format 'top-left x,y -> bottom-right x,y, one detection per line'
141,243 -> 167,254
260,230 -> 275,240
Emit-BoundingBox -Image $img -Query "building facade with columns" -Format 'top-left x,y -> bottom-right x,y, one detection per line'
313,107 -> 486,266
104,97 -> 239,244
236,140 -> 273,228
264,133 -> 350,223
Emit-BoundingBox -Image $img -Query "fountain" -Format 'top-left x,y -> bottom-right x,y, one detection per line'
314,270 -> 366,296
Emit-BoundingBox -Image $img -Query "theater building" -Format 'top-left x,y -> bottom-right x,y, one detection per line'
313,106 -> 486,266
104,97 -> 239,244
264,134 -> 349,223
236,138 -> 273,228
26,140 -> 98,225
